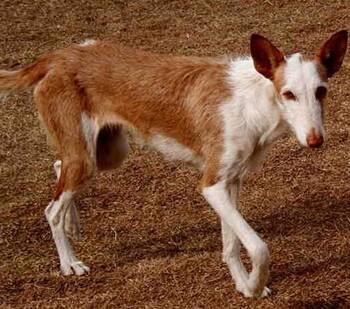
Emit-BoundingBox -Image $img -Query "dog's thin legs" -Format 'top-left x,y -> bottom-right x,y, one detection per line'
54,160 -> 81,240
203,181 -> 270,298
46,157 -> 93,275
221,220 -> 249,291
221,181 -> 248,293
221,182 -> 271,297
45,191 -> 89,275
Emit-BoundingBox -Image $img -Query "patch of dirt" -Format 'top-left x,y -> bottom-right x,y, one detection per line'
0,1 -> 349,308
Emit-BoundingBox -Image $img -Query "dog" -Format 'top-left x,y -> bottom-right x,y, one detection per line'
0,30 -> 347,298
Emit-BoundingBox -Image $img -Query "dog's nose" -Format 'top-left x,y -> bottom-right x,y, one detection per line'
307,130 -> 324,148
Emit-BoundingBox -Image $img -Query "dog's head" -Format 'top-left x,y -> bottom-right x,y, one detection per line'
250,30 -> 348,148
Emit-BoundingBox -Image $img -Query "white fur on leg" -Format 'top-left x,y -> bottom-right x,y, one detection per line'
221,217 -> 271,297
203,181 -> 270,298
224,183 -> 271,297
221,220 -> 249,293
221,182 -> 250,293
53,160 -> 81,240
45,191 -> 89,275
64,204 -> 81,240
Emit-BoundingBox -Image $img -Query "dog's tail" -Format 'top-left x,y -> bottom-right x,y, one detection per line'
0,56 -> 51,99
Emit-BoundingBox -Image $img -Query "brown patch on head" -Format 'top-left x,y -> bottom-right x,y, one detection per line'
302,53 -> 328,82
314,61 -> 328,82
272,62 -> 286,92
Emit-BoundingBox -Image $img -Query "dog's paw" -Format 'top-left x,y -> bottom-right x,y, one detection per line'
238,285 -> 271,298
61,261 -> 90,276
260,286 -> 272,298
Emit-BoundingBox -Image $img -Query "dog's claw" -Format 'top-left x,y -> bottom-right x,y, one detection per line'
238,286 -> 271,298
61,261 -> 90,276
260,286 -> 271,298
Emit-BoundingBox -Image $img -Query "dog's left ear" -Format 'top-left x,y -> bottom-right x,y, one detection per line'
316,30 -> 348,78
250,34 -> 285,80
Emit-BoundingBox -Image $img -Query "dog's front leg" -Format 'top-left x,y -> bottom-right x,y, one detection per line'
202,180 -> 270,298
221,181 -> 249,294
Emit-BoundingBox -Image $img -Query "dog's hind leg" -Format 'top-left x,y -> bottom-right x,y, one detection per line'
45,112 -> 98,275
54,160 -> 81,241
52,124 -> 130,243
46,153 -> 94,275
35,73 -> 97,275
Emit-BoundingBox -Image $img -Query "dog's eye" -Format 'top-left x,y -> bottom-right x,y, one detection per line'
282,91 -> 296,101
315,86 -> 327,101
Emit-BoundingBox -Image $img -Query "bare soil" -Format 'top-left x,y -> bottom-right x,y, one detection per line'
0,1 -> 349,308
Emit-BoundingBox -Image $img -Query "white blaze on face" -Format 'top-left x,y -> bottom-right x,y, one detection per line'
279,53 -> 327,146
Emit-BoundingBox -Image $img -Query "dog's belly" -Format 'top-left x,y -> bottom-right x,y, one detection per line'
147,134 -> 203,168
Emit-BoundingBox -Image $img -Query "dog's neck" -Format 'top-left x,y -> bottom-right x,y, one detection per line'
224,57 -> 287,148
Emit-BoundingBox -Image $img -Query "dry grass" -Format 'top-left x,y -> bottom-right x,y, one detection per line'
0,1 -> 349,308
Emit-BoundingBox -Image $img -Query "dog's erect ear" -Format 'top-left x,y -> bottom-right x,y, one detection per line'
250,34 -> 285,80
316,30 -> 348,78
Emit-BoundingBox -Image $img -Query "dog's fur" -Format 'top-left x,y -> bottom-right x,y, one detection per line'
0,31 -> 347,298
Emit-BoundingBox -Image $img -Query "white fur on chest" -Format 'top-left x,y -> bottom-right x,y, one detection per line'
218,58 -> 286,179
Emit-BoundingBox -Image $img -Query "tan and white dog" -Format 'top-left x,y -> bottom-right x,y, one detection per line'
0,30 -> 347,298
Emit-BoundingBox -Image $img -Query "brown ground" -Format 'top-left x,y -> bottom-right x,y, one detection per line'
0,1 -> 349,308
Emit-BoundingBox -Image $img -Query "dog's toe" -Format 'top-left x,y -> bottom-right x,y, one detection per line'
239,285 -> 271,298
71,261 -> 90,275
260,286 -> 271,298
60,261 -> 90,276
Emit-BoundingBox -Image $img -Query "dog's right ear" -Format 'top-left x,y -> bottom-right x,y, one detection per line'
250,34 -> 285,80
